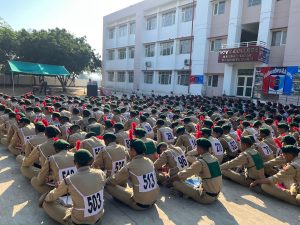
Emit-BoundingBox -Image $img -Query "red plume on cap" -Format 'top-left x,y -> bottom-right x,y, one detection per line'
287,117 -> 292,124
52,99 -> 57,104
41,118 -> 49,127
53,137 -> 59,142
262,116 -> 265,122
139,111 -> 143,116
14,108 -> 19,113
97,135 -> 103,140
35,103 -> 40,107
292,126 -> 300,132
236,129 -> 242,139
195,131 -> 202,139
274,138 -> 282,148
196,124 -> 201,132
48,107 -> 54,113
103,116 -> 107,121
274,120 -> 279,126
1,102 -> 4,105
200,115 -> 204,121
67,128 -> 71,134
15,114 -> 21,121
111,120 -> 116,126
23,105 -> 26,110
243,113 -> 247,117
75,140 -> 81,150
34,118 -> 39,123
224,107 -> 227,113
131,122 -> 137,131
82,104 -> 86,110
42,101 -> 46,107
129,129 -> 134,140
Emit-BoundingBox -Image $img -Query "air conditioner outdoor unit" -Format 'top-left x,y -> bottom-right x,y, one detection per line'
145,61 -> 152,67
184,59 -> 191,66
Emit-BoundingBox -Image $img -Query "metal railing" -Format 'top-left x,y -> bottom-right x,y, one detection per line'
221,41 -> 267,49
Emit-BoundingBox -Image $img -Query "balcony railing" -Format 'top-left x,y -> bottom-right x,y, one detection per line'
221,41 -> 267,49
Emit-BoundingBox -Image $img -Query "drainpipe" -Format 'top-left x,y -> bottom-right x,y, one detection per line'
188,0 -> 196,94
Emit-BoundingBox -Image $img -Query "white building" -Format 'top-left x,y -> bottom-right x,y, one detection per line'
102,0 -> 300,97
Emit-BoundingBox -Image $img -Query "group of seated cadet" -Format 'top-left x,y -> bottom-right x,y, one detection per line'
0,92 -> 299,224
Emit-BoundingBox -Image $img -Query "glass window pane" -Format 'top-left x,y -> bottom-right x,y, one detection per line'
238,77 -> 245,86
245,87 -> 252,97
246,77 -> 253,86
212,75 -> 218,87
218,1 -> 225,14
237,87 -> 244,96
282,31 -> 287,45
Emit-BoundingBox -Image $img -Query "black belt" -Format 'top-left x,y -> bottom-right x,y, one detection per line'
205,192 -> 219,197
136,202 -> 152,209
72,218 -> 101,225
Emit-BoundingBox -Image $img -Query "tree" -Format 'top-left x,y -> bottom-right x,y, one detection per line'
16,28 -> 101,91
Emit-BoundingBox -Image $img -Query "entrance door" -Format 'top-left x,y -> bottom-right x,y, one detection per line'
236,69 -> 254,97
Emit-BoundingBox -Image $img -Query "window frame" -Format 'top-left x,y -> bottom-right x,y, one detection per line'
248,0 -> 261,7
129,22 -> 136,34
108,28 -> 115,39
162,11 -> 176,27
213,1 -> 225,15
177,71 -> 190,86
129,47 -> 135,59
107,49 -> 115,61
210,39 -> 222,52
146,16 -> 157,30
108,72 -> 115,82
181,6 -> 193,22
118,24 -> 127,37
117,71 -> 125,82
145,44 -> 155,57
207,75 -> 218,87
118,48 -> 126,60
158,71 -> 172,85
144,71 -> 154,84
271,30 -> 287,46
128,71 -> 134,83
160,41 -> 174,56
179,39 -> 192,54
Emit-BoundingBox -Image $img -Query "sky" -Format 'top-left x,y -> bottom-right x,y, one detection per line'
0,0 -> 143,55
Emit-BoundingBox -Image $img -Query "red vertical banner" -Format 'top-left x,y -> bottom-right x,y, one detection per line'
261,67 -> 271,94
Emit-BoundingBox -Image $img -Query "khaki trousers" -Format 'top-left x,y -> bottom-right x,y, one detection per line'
1,137 -> 8,146
31,177 -> 53,194
261,184 -> 300,206
173,181 -> 217,204
221,169 -> 252,187
21,165 -> 40,179
106,184 -> 150,211
8,145 -> 20,156
43,201 -> 70,225
16,154 -> 24,164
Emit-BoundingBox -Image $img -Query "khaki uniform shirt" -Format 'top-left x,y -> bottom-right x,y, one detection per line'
254,141 -> 275,162
140,122 -> 154,139
59,122 -> 73,140
70,115 -> 83,125
184,122 -> 196,134
36,150 -> 75,185
115,130 -> 130,149
107,155 -> 159,205
177,152 -> 222,194
112,115 -> 122,123
80,136 -> 106,158
22,138 -> 56,167
262,136 -> 278,155
175,133 -> 196,152
24,132 -> 47,157
68,132 -> 87,147
45,166 -> 106,224
264,155 -> 286,169
124,117 -> 139,131
157,126 -> 175,144
219,135 -> 239,158
208,136 -> 224,163
268,156 -> 300,194
60,110 -> 72,119
220,147 -> 265,180
93,142 -> 129,177
154,145 -> 188,176
87,123 -> 104,135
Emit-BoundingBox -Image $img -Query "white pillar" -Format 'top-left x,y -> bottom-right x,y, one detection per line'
190,0 -> 211,95
133,10 -> 143,91
222,0 -> 243,96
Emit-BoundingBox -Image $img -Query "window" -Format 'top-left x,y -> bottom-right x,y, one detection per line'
182,6 -> 193,22
162,11 -> 176,27
210,39 -> 222,52
159,71 -> 172,85
117,72 -> 125,82
118,48 -> 126,60
128,71 -> 134,83
107,50 -> 115,60
248,0 -> 261,7
177,71 -> 190,86
145,44 -> 155,57
108,28 -> 115,39
207,75 -> 218,87
160,41 -> 174,56
129,22 -> 136,34
271,30 -> 287,46
144,71 -> 154,84
108,72 -> 114,82
180,39 -> 192,54
146,16 -> 157,30
213,1 -> 225,15
129,47 -> 135,59
118,25 -> 127,37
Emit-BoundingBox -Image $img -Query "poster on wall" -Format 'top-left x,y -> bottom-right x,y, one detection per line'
260,67 -> 297,95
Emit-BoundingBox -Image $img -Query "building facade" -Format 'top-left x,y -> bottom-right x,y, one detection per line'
102,0 -> 300,97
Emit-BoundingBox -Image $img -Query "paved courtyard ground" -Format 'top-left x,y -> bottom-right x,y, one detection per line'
0,145 -> 299,225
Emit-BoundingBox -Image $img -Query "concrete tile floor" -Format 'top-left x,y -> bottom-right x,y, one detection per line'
0,145 -> 299,225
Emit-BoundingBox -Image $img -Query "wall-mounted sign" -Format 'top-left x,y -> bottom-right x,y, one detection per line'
190,75 -> 204,84
218,46 -> 270,64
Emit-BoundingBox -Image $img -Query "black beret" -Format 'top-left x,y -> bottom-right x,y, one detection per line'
54,139 -> 71,150
114,123 -> 124,130
282,135 -> 297,145
241,136 -> 253,145
183,117 -> 191,123
281,145 -> 300,154
134,128 -> 147,136
45,125 -> 61,135
213,126 -> 223,134
196,138 -> 212,149
242,121 -> 251,127
103,133 -> 116,140
278,123 -> 289,130
201,128 -> 211,136
260,128 -> 270,136
176,126 -> 185,134
204,120 -> 213,127
19,117 -> 31,124
130,139 -> 147,154
74,149 -> 93,165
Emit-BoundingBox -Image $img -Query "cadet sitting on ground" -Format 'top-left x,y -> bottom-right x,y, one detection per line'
80,132 -> 106,159
106,139 -> 160,210
168,138 -> 222,204
31,140 -> 75,194
134,128 -> 158,162
251,145 -> 300,206
40,149 -> 105,225
220,136 -> 265,187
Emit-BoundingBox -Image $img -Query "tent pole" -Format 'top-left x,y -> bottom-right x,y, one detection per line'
12,72 -> 15,96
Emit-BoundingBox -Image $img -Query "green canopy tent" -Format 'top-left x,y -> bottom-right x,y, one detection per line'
7,60 -> 70,95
